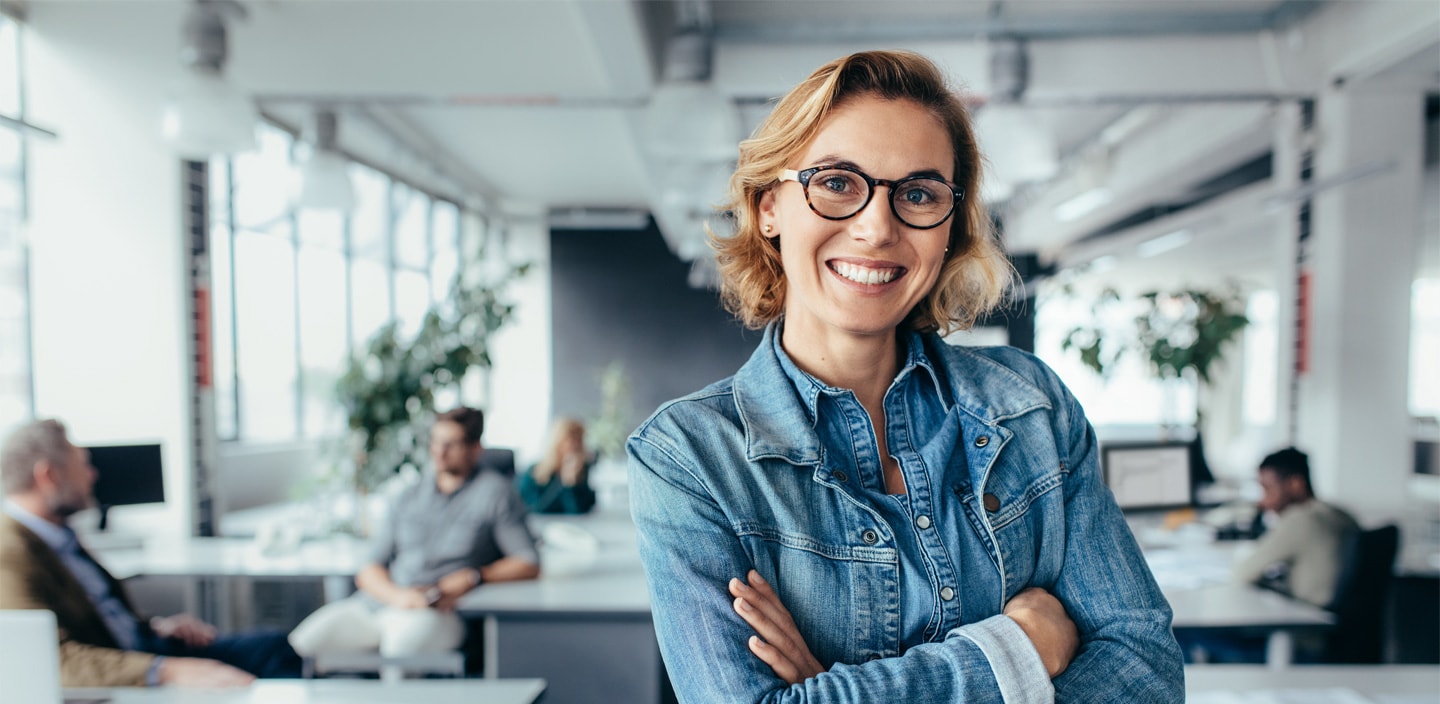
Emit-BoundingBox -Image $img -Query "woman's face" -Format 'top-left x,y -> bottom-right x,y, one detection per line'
760,95 -> 954,344
558,427 -> 584,457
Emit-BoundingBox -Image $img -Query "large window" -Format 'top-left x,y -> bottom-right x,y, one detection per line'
0,15 -> 30,434
209,124 -> 466,443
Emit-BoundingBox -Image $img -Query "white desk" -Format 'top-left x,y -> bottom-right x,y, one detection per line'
1186,664 -> 1440,700
97,536 -> 368,583
93,534 -> 368,626
1147,541 -> 1336,668
456,511 -> 661,704
62,679 -> 545,704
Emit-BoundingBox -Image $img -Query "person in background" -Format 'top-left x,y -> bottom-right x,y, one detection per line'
627,50 -> 1182,702
1233,447 -> 1359,608
518,418 -> 596,515
288,406 -> 540,663
0,419 -> 301,687
1180,446 -> 1360,663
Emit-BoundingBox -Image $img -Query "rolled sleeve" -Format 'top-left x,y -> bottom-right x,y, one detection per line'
952,615 -> 1054,704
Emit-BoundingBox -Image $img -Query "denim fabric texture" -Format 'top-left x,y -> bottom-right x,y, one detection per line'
628,323 -> 1184,703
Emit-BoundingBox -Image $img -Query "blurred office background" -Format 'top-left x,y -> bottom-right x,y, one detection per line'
0,0 -> 1435,687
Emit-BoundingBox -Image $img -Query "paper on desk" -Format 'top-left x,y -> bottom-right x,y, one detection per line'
1189,689 -> 1378,704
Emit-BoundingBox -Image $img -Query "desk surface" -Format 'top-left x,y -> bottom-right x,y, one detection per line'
1146,540 -> 1336,631
63,679 -> 546,704
95,535 -> 370,582
1166,584 -> 1334,630
94,511 -> 654,617
457,511 -> 651,617
1185,664 -> 1440,698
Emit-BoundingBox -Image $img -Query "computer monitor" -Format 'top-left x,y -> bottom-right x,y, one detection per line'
87,443 -> 165,530
1101,441 -> 1194,512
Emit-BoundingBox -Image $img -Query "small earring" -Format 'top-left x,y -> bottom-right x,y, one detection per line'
764,224 -> 774,234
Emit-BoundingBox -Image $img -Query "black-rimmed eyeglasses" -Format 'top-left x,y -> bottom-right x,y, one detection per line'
778,164 -> 964,230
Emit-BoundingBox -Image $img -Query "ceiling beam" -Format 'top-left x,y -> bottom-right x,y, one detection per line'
713,1 -> 1322,43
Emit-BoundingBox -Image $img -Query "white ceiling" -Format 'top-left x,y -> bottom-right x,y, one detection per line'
18,0 -> 1440,287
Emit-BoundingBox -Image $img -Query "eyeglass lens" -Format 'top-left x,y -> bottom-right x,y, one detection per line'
804,168 -> 955,228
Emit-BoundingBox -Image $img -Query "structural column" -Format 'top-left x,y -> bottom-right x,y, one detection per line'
1297,84 -> 1423,521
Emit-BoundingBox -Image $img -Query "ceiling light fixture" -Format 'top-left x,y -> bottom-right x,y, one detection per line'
988,37 -> 1029,104
1136,228 -> 1194,258
1054,187 -> 1113,222
160,0 -> 256,159
643,28 -> 738,162
296,109 -> 355,212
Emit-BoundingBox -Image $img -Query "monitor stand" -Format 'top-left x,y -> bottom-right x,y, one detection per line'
82,505 -> 144,551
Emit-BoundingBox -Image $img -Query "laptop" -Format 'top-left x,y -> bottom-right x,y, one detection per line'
0,610 -> 62,704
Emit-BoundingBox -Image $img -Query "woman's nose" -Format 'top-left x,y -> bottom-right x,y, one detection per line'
847,189 -> 901,247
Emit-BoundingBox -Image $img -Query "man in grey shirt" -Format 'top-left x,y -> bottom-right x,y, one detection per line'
289,407 -> 540,661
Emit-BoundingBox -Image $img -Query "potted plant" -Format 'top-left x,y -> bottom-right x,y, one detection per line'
1059,283 -> 1250,429
335,263 -> 530,513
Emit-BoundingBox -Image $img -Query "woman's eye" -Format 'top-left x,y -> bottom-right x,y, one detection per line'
821,177 -> 852,193
901,186 -> 935,204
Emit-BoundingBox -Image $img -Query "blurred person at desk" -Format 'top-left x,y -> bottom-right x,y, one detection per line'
288,406 -> 540,660
1181,447 -> 1360,663
1233,447 -> 1359,608
517,418 -> 596,515
0,419 -> 301,687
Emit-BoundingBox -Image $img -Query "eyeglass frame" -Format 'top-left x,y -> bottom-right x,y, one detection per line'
777,164 -> 965,231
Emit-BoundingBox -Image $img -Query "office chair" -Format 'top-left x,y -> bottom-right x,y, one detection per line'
1322,524 -> 1399,663
479,447 -> 516,477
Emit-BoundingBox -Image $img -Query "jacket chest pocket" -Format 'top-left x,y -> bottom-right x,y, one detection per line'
733,524 -> 899,667
960,471 -> 1064,600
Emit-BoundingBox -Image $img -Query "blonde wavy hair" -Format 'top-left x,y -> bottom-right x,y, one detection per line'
712,50 -> 1014,334
532,417 -> 585,482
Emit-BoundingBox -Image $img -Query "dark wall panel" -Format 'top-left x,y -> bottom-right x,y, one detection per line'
550,224 -> 761,433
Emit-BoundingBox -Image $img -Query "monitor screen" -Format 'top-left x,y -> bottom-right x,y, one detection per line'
1101,442 -> 1193,511
88,444 -> 165,508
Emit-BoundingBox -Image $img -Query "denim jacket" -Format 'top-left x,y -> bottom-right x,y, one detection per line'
628,324 -> 1184,703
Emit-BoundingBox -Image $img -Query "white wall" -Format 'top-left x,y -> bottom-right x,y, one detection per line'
24,14 -> 191,535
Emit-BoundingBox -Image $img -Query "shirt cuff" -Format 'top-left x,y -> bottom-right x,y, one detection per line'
146,656 -> 166,687
952,614 -> 1055,704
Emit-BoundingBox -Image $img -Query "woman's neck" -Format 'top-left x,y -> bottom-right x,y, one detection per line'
780,324 -> 900,412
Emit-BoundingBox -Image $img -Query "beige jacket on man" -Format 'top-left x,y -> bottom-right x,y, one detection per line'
0,514 -> 155,686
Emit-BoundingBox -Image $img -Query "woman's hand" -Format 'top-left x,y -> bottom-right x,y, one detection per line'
1003,587 -> 1079,678
729,569 -> 825,684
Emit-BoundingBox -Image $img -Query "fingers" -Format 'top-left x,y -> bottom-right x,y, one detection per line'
729,572 -> 825,683
729,579 -> 800,654
747,635 -> 801,684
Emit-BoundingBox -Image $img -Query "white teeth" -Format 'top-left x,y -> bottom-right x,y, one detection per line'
833,261 -> 898,285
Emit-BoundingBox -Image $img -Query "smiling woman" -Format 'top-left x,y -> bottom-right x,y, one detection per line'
628,50 -> 1184,703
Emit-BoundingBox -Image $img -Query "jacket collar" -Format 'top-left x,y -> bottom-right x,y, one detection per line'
732,322 -> 1050,465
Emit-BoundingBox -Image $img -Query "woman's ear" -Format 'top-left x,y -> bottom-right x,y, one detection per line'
758,191 -> 779,240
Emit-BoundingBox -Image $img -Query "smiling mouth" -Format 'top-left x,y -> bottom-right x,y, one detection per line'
829,260 -> 903,285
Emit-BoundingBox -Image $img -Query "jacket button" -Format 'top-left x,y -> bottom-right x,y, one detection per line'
940,586 -> 955,601
974,435 -> 989,447
915,515 -> 932,529
983,493 -> 1001,512
832,470 -> 848,483
861,529 -> 879,544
